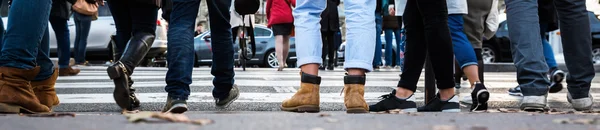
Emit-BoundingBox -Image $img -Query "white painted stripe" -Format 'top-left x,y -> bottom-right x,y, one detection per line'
273,86 -> 297,93
56,92 -> 600,103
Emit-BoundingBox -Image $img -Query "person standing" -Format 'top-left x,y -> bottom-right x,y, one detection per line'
387,0 -> 406,70
318,0 -> 340,71
73,0 -> 97,66
506,0 -> 594,111
370,0 -> 459,112
162,0 -> 239,113
105,0 -> 158,111
267,0 -> 295,71
50,0 -> 80,76
281,0 -> 376,113
381,0 -> 400,69
373,0 -> 384,70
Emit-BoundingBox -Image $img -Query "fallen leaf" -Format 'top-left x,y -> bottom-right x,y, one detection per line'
319,113 -> 332,117
553,118 -> 570,124
125,112 -> 155,123
124,112 -> 214,126
470,126 -> 488,130
497,108 -> 520,113
432,125 -> 457,130
191,119 -> 214,125
122,109 -> 140,114
23,113 -> 76,117
324,117 -> 338,123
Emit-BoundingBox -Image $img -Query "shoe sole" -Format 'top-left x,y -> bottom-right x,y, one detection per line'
549,72 -> 565,93
166,104 -> 188,114
216,93 -> 239,109
107,66 -> 133,110
280,105 -> 320,113
441,109 -> 461,112
521,104 -> 546,112
0,103 -> 36,114
346,108 -> 368,114
477,90 -> 490,104
508,92 -> 523,96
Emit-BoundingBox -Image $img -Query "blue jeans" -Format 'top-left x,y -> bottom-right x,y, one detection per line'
166,0 -> 234,100
0,0 -> 54,81
506,0 -> 594,97
294,0 -> 376,72
396,29 -> 405,68
540,23 -> 557,69
74,13 -> 92,64
384,28 -> 400,66
448,14 -> 478,69
373,13 -> 383,67
48,16 -> 71,68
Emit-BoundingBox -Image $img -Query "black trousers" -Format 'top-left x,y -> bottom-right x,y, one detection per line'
321,30 -> 336,66
397,0 -> 455,92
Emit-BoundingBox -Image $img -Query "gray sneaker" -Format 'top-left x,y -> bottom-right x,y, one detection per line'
567,93 -> 593,111
520,95 -> 548,112
162,97 -> 188,113
215,84 -> 240,109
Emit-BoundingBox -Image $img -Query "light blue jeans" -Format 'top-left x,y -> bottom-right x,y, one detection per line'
294,0 -> 376,72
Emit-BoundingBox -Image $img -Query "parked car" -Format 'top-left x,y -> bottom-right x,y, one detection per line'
1,4 -> 168,66
482,11 -> 600,64
194,25 -> 297,68
337,35 -> 398,66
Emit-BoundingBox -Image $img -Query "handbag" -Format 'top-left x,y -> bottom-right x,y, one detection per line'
72,0 -> 98,16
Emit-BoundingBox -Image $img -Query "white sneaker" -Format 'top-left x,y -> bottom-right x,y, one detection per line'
460,94 -> 473,104
520,95 -> 548,111
567,93 -> 593,111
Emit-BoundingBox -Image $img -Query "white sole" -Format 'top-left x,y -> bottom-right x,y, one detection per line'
442,109 -> 461,113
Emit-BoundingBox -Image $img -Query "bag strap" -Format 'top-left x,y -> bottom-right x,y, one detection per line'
241,15 -> 257,60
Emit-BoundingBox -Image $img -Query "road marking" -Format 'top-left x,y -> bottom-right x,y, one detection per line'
273,86 -> 297,93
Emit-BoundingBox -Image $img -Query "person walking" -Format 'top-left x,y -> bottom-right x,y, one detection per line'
230,0 -> 256,43
370,0 -> 459,112
73,0 -> 97,66
387,0 -> 406,71
381,0 -> 400,69
506,0 -> 594,111
0,0 -> 68,113
50,0 -> 80,76
280,0 -> 376,113
162,0 -> 239,113
105,0 -> 158,111
318,0 -> 340,71
373,0 -> 384,70
267,0 -> 295,71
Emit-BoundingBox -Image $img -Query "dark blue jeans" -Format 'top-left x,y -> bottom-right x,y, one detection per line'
383,28 -> 400,66
0,0 -> 54,81
373,12 -> 383,67
539,23 -> 557,69
166,0 -> 234,100
48,16 -> 71,68
74,13 -> 92,64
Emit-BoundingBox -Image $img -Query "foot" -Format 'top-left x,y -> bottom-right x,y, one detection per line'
326,65 -> 334,70
215,85 -> 240,109
31,68 -> 60,109
343,75 -> 369,113
549,69 -> 565,93
417,94 -> 461,112
318,66 -> 325,70
0,67 -> 50,113
520,95 -> 548,112
369,90 -> 417,112
508,86 -> 523,96
470,83 -> 489,111
75,61 -> 90,66
162,97 -> 188,114
278,66 -> 285,71
107,62 -> 140,111
281,72 -> 321,113
567,93 -> 593,111
58,66 -> 80,76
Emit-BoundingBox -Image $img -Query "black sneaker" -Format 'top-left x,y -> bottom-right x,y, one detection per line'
508,86 -> 522,96
548,69 -> 565,93
162,97 -> 188,114
417,94 -> 461,112
215,84 -> 240,109
470,83 -> 489,111
368,90 -> 417,112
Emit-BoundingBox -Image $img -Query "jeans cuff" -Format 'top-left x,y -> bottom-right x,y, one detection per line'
567,87 -> 591,98
520,85 -> 549,96
297,56 -> 322,67
344,60 -> 373,72
167,93 -> 189,101
460,62 -> 478,69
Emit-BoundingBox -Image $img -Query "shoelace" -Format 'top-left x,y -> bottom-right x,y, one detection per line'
377,90 -> 396,100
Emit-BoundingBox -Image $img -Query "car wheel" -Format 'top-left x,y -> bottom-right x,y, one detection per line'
264,50 -> 279,68
482,45 -> 497,64
592,45 -> 600,65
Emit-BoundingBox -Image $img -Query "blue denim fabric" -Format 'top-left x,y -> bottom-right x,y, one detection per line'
448,14 -> 478,69
384,28 -> 400,66
0,0 -> 53,76
373,12 -> 383,67
74,15 -> 92,64
294,0 -> 376,72
396,29 -> 405,69
166,0 -> 234,100
48,16 -> 71,68
539,23 -> 557,69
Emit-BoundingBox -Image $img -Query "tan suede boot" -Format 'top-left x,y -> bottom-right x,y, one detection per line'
343,75 -> 368,113
280,72 -> 320,113
32,68 -> 60,109
0,67 -> 50,113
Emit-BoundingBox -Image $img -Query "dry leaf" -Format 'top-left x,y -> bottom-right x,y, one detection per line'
470,126 -> 488,130
319,113 -> 331,117
124,112 -> 214,126
191,119 -> 214,125
497,108 -> 520,113
432,125 -> 457,130
122,109 -> 140,114
125,112 -> 155,123
23,113 -> 76,117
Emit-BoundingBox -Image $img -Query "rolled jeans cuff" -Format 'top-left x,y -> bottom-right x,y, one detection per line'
344,60 -> 373,72
297,56 -> 323,67
520,85 -> 549,96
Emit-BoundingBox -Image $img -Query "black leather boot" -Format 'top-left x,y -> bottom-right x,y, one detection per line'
107,33 -> 155,111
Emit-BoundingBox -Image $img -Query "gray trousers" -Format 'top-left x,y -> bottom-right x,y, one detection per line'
506,0 -> 594,97
463,0 -> 492,49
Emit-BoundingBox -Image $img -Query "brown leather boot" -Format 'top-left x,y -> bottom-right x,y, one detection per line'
59,66 -> 80,76
0,67 -> 50,113
281,72 -> 320,113
32,68 -> 60,109
343,75 -> 368,113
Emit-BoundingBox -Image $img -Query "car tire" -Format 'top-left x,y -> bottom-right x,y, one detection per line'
482,44 -> 497,64
592,44 -> 600,65
264,50 -> 279,68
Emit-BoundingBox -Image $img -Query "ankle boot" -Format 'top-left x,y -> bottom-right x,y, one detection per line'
0,67 -> 50,113
58,66 -> 80,76
343,75 -> 368,113
107,33 -> 154,111
31,68 -> 60,109
281,72 -> 320,113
